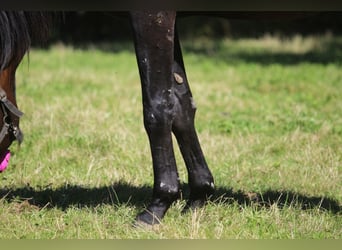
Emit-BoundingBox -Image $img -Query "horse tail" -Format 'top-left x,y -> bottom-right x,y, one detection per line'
0,11 -> 54,72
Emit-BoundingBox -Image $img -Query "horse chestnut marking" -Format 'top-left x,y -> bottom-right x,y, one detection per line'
173,72 -> 183,84
0,150 -> 10,172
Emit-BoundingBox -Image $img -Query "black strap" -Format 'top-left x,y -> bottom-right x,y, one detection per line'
0,87 -> 24,144
0,88 -> 24,118
0,121 -> 10,143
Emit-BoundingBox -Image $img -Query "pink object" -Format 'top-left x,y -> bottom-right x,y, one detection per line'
0,150 -> 10,172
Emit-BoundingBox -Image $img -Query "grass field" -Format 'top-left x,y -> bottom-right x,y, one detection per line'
0,34 -> 341,238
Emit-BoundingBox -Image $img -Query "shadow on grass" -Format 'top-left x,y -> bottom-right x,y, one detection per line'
181,37 -> 342,65
61,35 -> 342,66
213,187 -> 341,214
74,40 -> 342,66
0,182 -> 340,214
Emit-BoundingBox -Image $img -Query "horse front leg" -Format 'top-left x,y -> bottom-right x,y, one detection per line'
172,30 -> 215,210
130,11 -> 180,225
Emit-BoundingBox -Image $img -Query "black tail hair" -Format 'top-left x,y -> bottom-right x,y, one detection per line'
0,11 -> 54,72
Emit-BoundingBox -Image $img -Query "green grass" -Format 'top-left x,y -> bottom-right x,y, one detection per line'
0,35 -> 341,238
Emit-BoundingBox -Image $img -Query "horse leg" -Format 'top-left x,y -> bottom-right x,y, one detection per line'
130,11 -> 180,225
172,31 -> 215,210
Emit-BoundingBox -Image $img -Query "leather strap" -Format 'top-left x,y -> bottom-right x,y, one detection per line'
0,121 -> 10,143
0,88 -> 24,118
0,87 -> 24,144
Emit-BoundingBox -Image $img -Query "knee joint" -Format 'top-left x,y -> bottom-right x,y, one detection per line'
143,99 -> 176,131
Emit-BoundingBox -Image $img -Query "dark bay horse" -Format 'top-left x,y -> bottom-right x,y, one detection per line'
0,11 -> 312,225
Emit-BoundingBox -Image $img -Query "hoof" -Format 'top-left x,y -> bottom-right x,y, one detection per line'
134,198 -> 173,226
182,183 -> 215,214
134,210 -> 162,228
182,199 -> 207,214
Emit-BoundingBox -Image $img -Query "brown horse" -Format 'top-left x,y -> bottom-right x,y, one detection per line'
0,11 -> 312,225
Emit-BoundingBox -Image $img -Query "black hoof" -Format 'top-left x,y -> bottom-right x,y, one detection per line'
135,209 -> 162,226
134,199 -> 172,226
182,182 -> 215,213
182,199 -> 207,214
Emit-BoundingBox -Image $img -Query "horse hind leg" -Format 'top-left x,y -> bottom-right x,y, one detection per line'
171,31 -> 215,210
